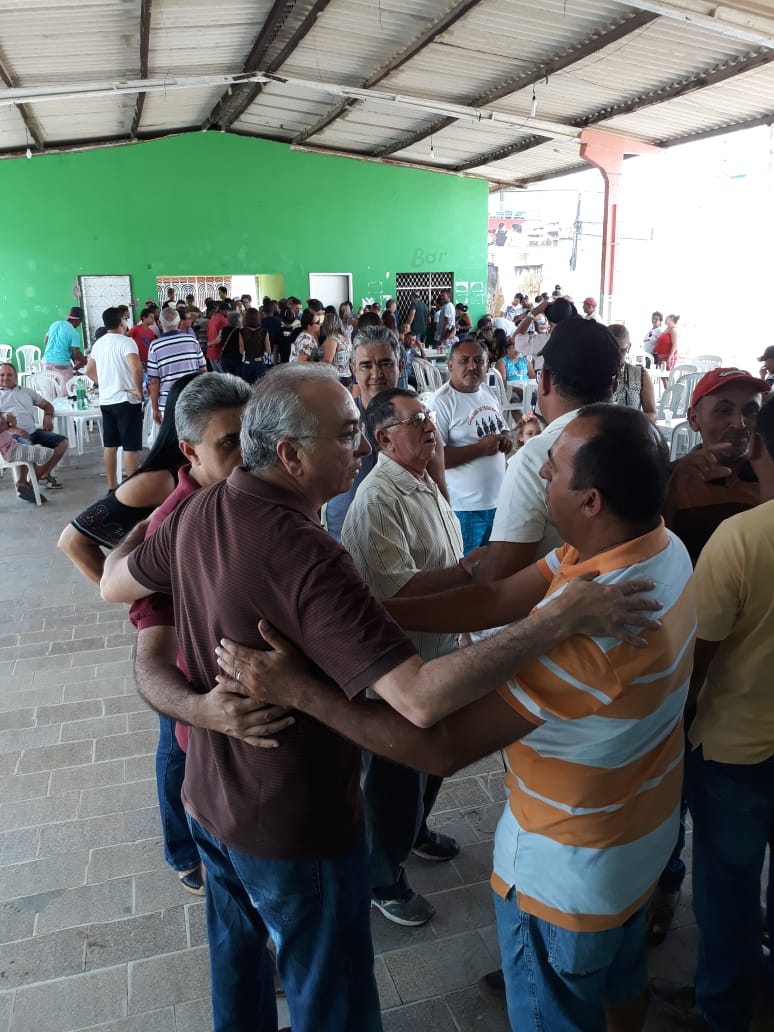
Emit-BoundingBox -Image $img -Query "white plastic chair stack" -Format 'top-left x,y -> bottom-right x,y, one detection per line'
0,345 -> 12,364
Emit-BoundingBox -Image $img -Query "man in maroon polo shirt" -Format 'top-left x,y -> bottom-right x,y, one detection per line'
101,365 -> 661,1032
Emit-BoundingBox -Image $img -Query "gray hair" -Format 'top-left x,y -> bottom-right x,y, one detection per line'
227,310 -> 242,328
174,372 -> 252,443
352,323 -> 399,358
159,307 -> 180,329
241,363 -> 339,471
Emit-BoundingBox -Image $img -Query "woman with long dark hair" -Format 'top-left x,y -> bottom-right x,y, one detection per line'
241,308 -> 268,383
57,373 -> 198,583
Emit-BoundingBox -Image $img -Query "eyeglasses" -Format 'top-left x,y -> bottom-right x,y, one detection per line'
382,410 -> 437,431
294,428 -> 364,451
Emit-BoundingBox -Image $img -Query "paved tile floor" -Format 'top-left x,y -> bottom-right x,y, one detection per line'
0,443 -> 770,1031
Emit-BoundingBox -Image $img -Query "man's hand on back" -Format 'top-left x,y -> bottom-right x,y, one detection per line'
549,573 -> 662,646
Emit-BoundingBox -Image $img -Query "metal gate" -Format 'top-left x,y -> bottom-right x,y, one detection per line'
394,272 -> 454,325
155,276 -> 233,309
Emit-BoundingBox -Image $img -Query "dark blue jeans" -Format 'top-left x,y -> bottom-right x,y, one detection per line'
188,816 -> 382,1032
362,750 -> 442,898
155,715 -> 199,872
685,744 -> 774,1031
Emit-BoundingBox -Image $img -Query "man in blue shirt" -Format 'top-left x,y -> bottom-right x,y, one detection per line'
43,305 -> 86,394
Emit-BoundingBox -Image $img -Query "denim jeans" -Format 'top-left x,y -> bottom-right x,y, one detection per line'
188,816 -> 382,1032
685,744 -> 774,1031
454,507 -> 496,556
362,750 -> 442,899
494,890 -> 648,1032
155,715 -> 199,872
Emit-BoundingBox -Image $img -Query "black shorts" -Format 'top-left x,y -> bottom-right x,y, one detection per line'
100,402 -> 143,451
29,428 -> 68,450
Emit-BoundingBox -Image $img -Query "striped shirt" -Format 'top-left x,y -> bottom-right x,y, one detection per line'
491,522 -> 695,931
342,452 -> 463,662
146,331 -> 206,410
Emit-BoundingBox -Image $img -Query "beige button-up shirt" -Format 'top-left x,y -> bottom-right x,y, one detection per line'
342,451 -> 463,662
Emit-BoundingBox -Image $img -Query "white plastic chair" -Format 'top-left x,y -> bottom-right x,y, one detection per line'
691,355 -> 722,372
27,371 -> 61,402
0,345 -> 12,364
667,363 -> 697,388
143,403 -> 158,450
657,383 -> 687,421
0,452 -> 44,505
673,372 -> 702,414
16,345 -> 42,373
65,374 -> 95,398
669,420 -> 700,461
487,368 -> 519,427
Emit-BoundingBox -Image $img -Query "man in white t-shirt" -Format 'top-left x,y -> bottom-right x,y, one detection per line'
430,338 -> 512,554
474,318 -> 620,582
85,306 -> 144,490
492,316 -> 518,339
433,290 -> 455,343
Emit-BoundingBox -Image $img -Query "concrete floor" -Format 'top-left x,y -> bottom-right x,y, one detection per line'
0,441 -> 769,1031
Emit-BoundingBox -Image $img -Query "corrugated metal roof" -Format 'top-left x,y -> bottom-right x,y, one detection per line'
1,0 -> 772,185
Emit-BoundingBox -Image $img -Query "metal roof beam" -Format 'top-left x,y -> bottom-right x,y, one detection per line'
293,0 -> 483,145
207,0 -> 334,131
571,47 -> 774,125
376,10 -> 659,157
621,1 -> 774,49
130,0 -> 152,139
452,43 -> 773,173
203,0 -> 298,131
0,49 -> 44,150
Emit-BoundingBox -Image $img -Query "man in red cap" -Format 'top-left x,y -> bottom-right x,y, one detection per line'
663,367 -> 770,565
582,296 -> 599,320
647,366 -> 770,948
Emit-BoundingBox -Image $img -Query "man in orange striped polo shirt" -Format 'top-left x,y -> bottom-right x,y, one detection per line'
216,404 -> 696,1032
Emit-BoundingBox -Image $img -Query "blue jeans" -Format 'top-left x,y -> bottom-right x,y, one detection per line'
685,744 -> 774,1031
454,507 -> 496,555
188,816 -> 382,1032
362,750 -> 442,899
155,715 -> 199,872
494,890 -> 648,1032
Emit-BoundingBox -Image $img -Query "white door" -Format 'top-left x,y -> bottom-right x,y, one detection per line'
308,273 -> 352,308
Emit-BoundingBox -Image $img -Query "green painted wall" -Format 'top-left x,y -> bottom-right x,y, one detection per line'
0,133 -> 488,349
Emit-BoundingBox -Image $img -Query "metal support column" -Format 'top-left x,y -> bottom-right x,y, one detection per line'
580,128 -> 659,322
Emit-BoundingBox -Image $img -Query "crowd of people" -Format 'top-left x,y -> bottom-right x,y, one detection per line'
3,282 -> 772,1032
